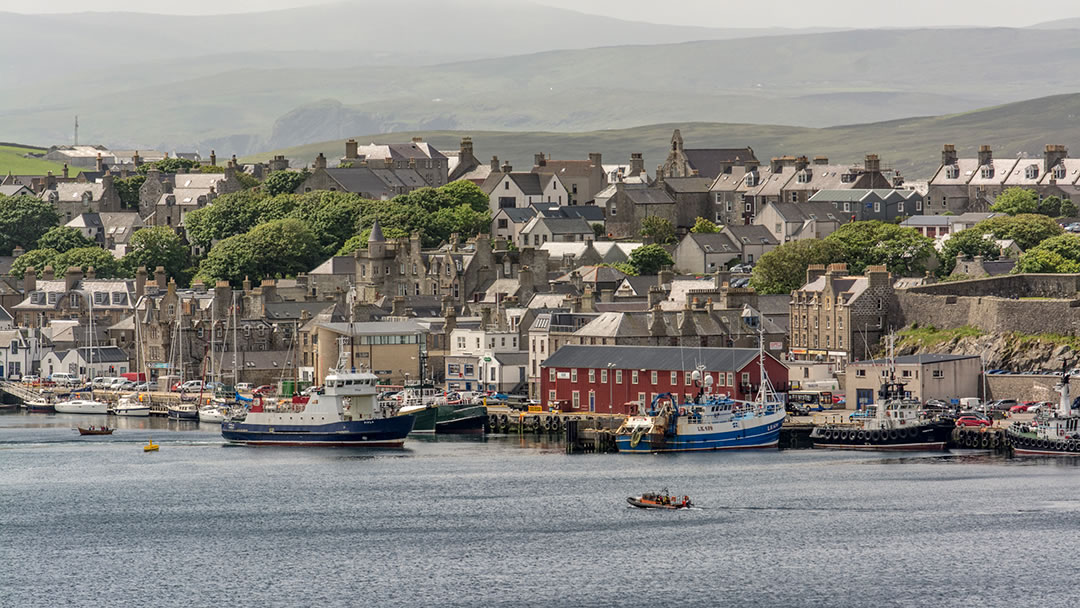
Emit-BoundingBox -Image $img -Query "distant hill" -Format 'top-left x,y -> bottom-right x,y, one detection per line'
1029,18 -> 1080,29
8,23 -> 1080,155
0,144 -> 83,179
243,93 -> 1080,181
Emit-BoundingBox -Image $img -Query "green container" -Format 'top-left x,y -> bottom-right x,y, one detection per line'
280,380 -> 295,396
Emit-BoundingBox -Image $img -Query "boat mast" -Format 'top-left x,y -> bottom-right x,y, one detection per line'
1060,361 -> 1072,418
755,326 -> 774,405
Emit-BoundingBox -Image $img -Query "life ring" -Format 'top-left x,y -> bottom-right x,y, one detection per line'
1059,429 -> 1066,437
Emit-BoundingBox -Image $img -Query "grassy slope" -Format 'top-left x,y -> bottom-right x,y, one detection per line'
242,93 -> 1080,180
0,144 -> 84,177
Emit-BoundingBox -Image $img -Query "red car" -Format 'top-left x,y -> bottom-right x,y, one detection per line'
252,385 -> 273,396
956,415 -> 992,428
1010,403 -> 1032,413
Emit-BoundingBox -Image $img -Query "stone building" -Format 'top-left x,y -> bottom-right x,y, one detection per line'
480,162 -> 569,212
789,263 -> 893,370
807,188 -> 924,222
137,163 -> 244,225
656,129 -> 757,180
755,201 -> 844,243
13,266 -> 136,330
340,137 -> 448,187
39,173 -> 123,222
845,354 -> 981,408
531,152 -> 608,205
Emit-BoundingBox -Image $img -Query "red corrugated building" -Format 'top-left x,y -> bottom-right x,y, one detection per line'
539,345 -> 788,414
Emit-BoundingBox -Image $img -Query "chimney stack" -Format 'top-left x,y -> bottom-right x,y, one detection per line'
864,154 -> 881,173
501,161 -> 512,173
345,139 -> 358,160
136,266 -> 147,296
210,150 -> 217,166
314,153 -> 327,170
1044,144 -> 1068,173
64,266 -> 83,292
23,266 -> 36,295
490,156 -> 500,172
588,152 -> 602,167
154,265 -> 166,289
95,153 -> 104,173
460,137 -> 473,159
630,153 -> 644,176
42,265 -> 55,281
85,266 -> 96,281
62,163 -> 69,179
941,144 -> 958,167
534,152 -> 546,168
977,145 -> 993,167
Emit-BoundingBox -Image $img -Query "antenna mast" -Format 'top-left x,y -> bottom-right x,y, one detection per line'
74,115 -> 79,146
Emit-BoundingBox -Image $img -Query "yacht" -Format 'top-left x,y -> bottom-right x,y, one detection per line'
114,394 -> 151,417
198,405 -> 227,423
54,398 -> 109,415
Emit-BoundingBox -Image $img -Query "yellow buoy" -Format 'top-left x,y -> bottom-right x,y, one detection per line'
144,437 -> 159,452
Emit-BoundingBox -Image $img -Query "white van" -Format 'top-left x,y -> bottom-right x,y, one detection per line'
50,372 -> 79,386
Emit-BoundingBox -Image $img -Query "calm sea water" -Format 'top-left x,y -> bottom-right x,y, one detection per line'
3,411 -> 1080,608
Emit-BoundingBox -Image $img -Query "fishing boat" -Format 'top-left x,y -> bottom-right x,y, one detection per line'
198,405 -> 227,423
809,380 -> 953,451
221,343 -> 415,447
25,397 -> 55,413
144,438 -> 159,452
435,403 -> 487,434
78,425 -> 114,436
54,398 -> 109,415
168,402 -> 199,421
399,403 -> 438,434
615,337 -> 785,453
1008,365 -> 1080,455
114,394 -> 151,417
627,491 -> 693,510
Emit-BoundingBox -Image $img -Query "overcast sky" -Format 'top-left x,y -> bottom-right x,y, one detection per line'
6,0 -> 1077,28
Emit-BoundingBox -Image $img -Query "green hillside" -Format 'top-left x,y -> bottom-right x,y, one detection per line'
0,144 -> 83,178
243,93 -> 1080,181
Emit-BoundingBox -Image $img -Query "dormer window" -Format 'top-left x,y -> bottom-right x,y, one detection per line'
981,166 -> 994,179
1054,166 -> 1067,180
945,165 -> 959,179
745,172 -> 758,187
797,172 -> 810,184
1025,165 -> 1039,179
840,173 -> 855,183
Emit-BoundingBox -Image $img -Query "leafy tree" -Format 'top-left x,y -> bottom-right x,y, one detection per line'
184,189 -> 294,248
10,248 -> 59,280
640,216 -> 676,244
990,188 -> 1039,215
627,244 -> 674,275
972,214 -> 1063,251
356,200 -> 434,245
393,187 -> 453,213
690,217 -> 719,233
235,172 -> 261,189
263,170 -> 310,196
196,219 -> 321,285
36,226 -> 94,253
288,191 -> 365,254
0,195 -> 60,255
1062,199 -> 1079,218
825,221 -> 935,276
938,228 -> 1002,275
439,180 -> 489,213
121,226 -> 189,283
137,157 -> 200,175
591,223 -> 605,239
50,246 -> 122,278
1038,195 -> 1063,217
336,234 -> 366,256
114,175 -> 145,209
1016,234 -> 1080,273
750,239 -> 844,295
429,205 -> 490,246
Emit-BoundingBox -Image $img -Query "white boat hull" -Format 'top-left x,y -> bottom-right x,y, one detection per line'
54,400 -> 108,415
114,405 -> 151,417
198,408 -> 226,423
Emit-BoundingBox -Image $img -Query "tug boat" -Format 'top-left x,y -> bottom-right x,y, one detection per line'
1007,366 -> 1080,456
627,491 -> 693,510
615,339 -> 785,453
809,380 -> 953,451
221,345 -> 415,447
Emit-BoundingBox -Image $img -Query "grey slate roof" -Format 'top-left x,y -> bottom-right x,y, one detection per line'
663,177 -> 714,193
772,201 -> 843,223
76,346 -> 129,363
501,207 -> 537,223
533,217 -> 593,235
543,344 -> 764,372
324,168 -> 395,197
723,224 -> 780,246
687,232 -> 738,253
684,148 -> 758,179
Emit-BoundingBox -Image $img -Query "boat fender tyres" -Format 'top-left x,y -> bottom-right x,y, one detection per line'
981,436 -> 989,448
857,431 -> 866,441
840,430 -> 849,441
870,431 -> 880,442
888,430 -> 898,441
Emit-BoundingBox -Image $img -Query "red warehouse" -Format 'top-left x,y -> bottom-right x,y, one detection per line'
539,345 -> 788,414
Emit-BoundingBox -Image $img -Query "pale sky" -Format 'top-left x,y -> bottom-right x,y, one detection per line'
5,0 -> 1078,29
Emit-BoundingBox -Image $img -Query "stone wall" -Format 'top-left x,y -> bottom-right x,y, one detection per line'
985,375 -> 1080,402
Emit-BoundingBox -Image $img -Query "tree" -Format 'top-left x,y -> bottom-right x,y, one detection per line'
121,226 -> 189,283
1062,199 -> 1079,218
184,189 -> 295,248
627,244 -> 674,275
1016,234 -> 1080,273
114,175 -> 145,209
825,221 -> 935,276
393,187 -> 453,213
36,226 -> 94,253
0,195 -> 60,255
640,216 -> 676,244
690,217 -> 719,233
972,214 -> 1063,251
9,248 -> 59,280
591,223 -> 605,239
1038,195 -> 1063,217
938,228 -> 1002,275
263,170 -> 310,196
197,219 -> 321,285
50,247 -> 122,278
990,188 -> 1039,215
136,157 -> 200,175
439,180 -> 490,213
750,239 -> 844,295
429,205 -> 490,246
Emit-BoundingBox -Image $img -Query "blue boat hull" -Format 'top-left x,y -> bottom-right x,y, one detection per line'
616,419 -> 782,453
221,414 -> 415,447
168,410 -> 198,421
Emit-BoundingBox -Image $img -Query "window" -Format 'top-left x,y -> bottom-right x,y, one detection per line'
898,202 -> 904,213
726,201 -> 733,212
670,371 -> 677,384
571,369 -> 578,382
741,372 -> 750,386
651,371 -> 658,384
945,165 -> 959,179
449,363 -> 461,375
856,369 -> 866,377
504,181 -> 510,190
497,219 -> 508,229
932,369 -> 944,379
631,371 -> 639,384
548,390 -> 556,403
588,369 -> 595,383
915,200 -> 922,211
1055,166 -> 1067,180
1025,165 -> 1039,179
637,392 -> 646,406
549,368 -> 556,382
901,369 -> 912,378
874,202 -> 881,213
685,373 -> 691,386
982,166 -> 995,179
600,369 -> 608,383
615,370 -> 623,384
572,391 -> 580,409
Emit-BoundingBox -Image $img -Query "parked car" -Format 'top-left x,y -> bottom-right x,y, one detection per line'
252,385 -> 273,396
235,382 -> 254,393
49,372 -> 79,386
172,380 -> 205,392
21,375 -> 39,385
1010,403 -> 1032,413
730,264 -> 753,273
786,402 -> 810,416
956,415 -> 992,428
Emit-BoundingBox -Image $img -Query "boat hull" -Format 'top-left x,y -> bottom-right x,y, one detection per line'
221,413 -> 415,447
1008,431 -> 1080,456
25,402 -> 55,413
168,408 -> 199,420
810,422 -> 951,452
616,415 -> 783,453
435,404 -> 487,434
403,407 -> 438,434
54,401 -> 108,415
113,406 -> 150,417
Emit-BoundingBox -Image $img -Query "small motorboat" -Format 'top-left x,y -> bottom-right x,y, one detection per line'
144,438 -> 159,452
627,491 -> 692,510
78,425 -> 114,436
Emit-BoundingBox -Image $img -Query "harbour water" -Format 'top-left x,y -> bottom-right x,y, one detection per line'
3,411 -> 1080,607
